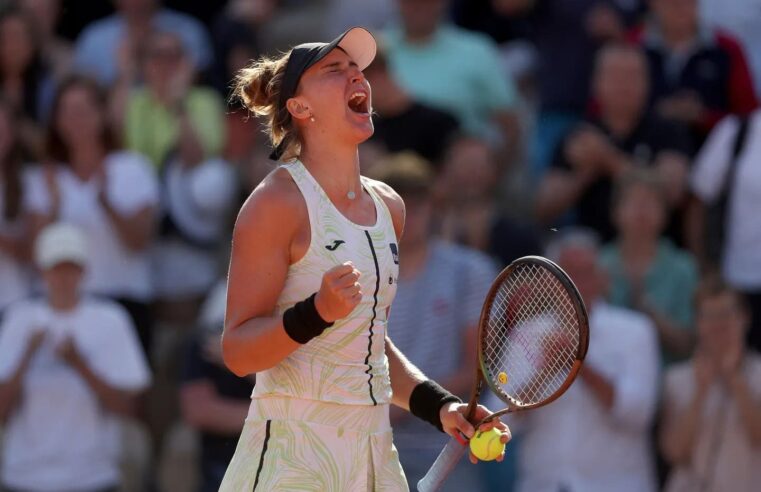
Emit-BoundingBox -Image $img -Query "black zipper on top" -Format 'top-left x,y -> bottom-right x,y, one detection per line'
364,230 -> 381,406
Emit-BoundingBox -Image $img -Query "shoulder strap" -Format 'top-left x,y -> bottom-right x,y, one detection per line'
721,115 -> 750,197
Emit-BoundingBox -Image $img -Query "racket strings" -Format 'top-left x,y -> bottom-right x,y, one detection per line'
482,264 -> 580,407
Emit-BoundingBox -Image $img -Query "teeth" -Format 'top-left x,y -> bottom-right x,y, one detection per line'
350,92 -> 366,102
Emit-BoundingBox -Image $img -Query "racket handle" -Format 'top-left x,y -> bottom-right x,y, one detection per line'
416,437 -> 468,492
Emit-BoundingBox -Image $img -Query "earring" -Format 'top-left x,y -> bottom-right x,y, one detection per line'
309,114 -> 315,123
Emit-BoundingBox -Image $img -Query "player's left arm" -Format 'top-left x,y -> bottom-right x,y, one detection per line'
386,336 -> 509,462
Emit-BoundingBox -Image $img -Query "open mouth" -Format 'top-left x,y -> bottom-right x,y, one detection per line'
348,91 -> 370,115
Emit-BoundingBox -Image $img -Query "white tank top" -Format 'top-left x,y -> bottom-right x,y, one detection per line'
253,161 -> 400,406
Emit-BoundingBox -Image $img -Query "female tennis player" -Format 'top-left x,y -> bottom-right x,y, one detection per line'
219,27 -> 509,491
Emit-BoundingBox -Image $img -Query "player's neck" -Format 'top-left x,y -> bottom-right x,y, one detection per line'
300,143 -> 362,202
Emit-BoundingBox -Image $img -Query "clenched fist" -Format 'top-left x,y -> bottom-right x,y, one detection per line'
314,262 -> 363,323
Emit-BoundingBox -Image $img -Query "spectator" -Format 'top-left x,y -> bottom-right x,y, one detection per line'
324,0 -> 398,35
19,0 -> 73,82
660,275 -> 761,492
536,44 -> 692,242
601,169 -> 698,363
437,136 -> 542,266
26,76 -> 159,354
369,153 -> 498,490
699,0 -> 761,97
493,0 -> 639,178
515,228 -> 659,492
363,47 -> 459,166
208,1 -> 260,98
0,7 -> 54,150
208,3 -> 261,164
0,98 -> 32,314
73,0 -> 212,86
120,30 -> 226,170
383,0 -> 520,151
151,135 -> 237,325
687,109 -> 761,353
0,223 -> 150,492
255,0 -> 332,55
631,0 -> 758,141
180,281 -> 254,492
452,0 -> 531,46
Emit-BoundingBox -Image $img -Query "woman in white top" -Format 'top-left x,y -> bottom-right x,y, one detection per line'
219,28 -> 509,491
25,76 -> 159,353
0,98 -> 32,314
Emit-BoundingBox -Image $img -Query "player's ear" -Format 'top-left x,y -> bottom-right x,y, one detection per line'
286,97 -> 311,121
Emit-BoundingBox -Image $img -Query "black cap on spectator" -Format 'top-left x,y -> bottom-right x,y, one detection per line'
270,27 -> 377,160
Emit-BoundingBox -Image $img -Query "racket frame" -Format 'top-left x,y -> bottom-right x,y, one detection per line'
417,256 -> 589,492
474,256 -> 589,424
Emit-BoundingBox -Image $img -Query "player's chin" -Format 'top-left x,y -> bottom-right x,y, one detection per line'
345,110 -> 374,139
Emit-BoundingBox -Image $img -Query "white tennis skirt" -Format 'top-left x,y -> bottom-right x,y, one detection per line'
219,396 -> 409,491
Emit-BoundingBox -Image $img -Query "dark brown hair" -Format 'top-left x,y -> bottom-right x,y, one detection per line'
233,52 -> 300,160
45,75 -> 118,164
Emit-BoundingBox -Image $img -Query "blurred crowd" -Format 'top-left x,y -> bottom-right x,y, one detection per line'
0,0 -> 759,491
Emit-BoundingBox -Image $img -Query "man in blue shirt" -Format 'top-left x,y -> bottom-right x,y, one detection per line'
74,0 -> 212,85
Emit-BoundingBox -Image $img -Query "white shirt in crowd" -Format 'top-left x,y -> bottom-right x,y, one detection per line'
0,297 -> 151,492
152,157 -> 236,299
25,152 -> 160,301
514,302 -> 660,492
691,111 -> 761,290
0,170 -> 34,312
663,354 -> 761,492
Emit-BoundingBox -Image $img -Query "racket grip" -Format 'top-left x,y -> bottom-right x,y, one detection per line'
416,437 -> 468,492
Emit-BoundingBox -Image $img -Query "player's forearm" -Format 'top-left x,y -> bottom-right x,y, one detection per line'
222,316 -> 302,376
386,336 -> 426,411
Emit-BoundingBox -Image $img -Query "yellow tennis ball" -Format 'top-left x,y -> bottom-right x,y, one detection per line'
498,372 -> 508,384
469,428 -> 505,461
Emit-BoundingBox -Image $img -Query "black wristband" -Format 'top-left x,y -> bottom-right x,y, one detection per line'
409,379 -> 462,432
282,293 -> 334,344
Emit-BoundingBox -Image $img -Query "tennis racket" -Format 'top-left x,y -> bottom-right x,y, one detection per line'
417,255 -> 589,492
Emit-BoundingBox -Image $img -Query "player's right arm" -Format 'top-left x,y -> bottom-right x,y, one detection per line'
222,170 -> 360,377
222,170 -> 303,376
